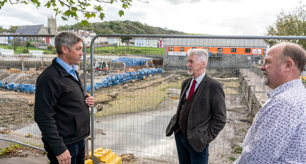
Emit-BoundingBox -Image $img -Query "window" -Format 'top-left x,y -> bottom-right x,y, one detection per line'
231,48 -> 236,53
192,47 -> 196,49
217,48 -> 223,53
180,47 -> 185,51
169,47 -> 174,51
245,48 -> 251,53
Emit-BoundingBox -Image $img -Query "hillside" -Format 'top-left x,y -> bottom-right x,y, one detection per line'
58,20 -> 186,35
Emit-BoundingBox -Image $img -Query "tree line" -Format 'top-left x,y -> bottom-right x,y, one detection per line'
58,20 -> 186,35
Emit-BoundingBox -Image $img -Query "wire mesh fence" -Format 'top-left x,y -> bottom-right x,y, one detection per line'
0,34 -> 305,163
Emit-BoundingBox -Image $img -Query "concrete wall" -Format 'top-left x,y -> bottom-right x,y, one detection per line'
0,60 -> 51,70
163,54 -> 262,71
239,71 -> 262,123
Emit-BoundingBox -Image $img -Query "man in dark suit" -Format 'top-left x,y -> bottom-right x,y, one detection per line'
166,49 -> 227,164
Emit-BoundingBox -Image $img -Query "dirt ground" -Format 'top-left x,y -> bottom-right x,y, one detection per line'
0,69 -> 250,163
0,70 -> 39,129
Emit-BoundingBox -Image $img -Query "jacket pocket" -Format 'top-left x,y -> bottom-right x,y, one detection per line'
197,128 -> 208,145
56,116 -> 75,139
74,112 -> 90,137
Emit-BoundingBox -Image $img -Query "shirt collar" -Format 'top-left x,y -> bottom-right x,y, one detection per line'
56,57 -> 77,73
268,79 -> 303,98
193,72 -> 206,84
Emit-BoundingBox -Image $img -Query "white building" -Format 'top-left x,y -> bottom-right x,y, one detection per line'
134,38 -> 159,47
107,37 -> 125,46
0,37 -> 9,45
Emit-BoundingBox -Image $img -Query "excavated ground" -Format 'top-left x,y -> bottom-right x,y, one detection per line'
0,69 -> 250,164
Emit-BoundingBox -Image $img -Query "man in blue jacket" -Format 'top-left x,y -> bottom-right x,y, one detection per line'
34,31 -> 95,164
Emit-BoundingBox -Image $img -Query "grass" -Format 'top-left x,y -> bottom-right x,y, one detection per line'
222,80 -> 240,88
222,80 -> 240,95
1,45 -> 165,56
0,144 -> 23,157
92,46 -> 164,56
227,144 -> 242,162
94,78 -> 182,117
224,88 -> 239,95
232,144 -> 243,154
0,45 -> 53,54
229,156 -> 237,161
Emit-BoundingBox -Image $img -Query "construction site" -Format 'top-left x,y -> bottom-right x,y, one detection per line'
0,56 -> 255,164
0,34 -> 304,164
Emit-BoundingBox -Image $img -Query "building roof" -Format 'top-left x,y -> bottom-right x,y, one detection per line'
15,25 -> 45,35
163,38 -> 268,48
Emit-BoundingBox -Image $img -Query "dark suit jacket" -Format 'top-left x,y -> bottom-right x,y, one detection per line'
166,75 -> 226,152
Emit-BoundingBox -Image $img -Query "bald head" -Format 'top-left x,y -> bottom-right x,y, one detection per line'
272,42 -> 306,73
260,42 -> 305,89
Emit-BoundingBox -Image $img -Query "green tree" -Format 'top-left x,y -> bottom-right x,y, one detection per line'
266,4 -> 306,48
9,37 -> 23,51
0,26 -> 4,33
121,36 -> 132,49
58,21 -> 185,35
0,0 -> 147,27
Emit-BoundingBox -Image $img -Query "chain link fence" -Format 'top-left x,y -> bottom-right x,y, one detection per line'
0,34 -> 305,163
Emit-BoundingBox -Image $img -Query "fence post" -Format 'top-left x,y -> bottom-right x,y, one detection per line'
83,42 -> 89,160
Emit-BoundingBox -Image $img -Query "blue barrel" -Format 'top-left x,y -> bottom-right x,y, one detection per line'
86,85 -> 91,92
7,83 -> 14,90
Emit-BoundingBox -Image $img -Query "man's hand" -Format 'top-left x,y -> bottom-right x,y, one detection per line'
85,93 -> 95,107
56,149 -> 71,164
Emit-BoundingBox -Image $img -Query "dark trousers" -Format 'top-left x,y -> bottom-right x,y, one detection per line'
43,138 -> 85,164
175,131 -> 209,164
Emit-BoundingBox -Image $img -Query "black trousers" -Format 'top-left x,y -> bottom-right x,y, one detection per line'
175,131 -> 209,164
43,138 -> 85,164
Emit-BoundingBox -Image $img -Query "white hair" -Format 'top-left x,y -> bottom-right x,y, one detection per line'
187,49 -> 209,64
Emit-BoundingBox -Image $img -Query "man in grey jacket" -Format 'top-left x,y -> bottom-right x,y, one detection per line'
166,49 -> 226,164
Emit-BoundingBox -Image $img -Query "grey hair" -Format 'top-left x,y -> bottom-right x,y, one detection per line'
55,31 -> 83,56
187,49 -> 209,64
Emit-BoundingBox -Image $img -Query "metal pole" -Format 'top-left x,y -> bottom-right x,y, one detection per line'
82,42 -> 89,160
90,37 -> 96,163
0,137 -> 46,152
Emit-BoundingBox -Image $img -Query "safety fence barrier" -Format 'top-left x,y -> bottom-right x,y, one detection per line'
0,34 -> 305,163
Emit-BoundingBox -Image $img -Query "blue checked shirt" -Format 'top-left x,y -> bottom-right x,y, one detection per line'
234,79 -> 306,164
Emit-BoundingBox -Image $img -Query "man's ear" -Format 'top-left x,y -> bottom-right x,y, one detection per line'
202,61 -> 207,68
61,46 -> 69,54
284,58 -> 293,72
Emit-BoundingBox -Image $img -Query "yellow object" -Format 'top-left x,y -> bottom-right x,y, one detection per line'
88,147 -> 122,164
84,159 -> 93,164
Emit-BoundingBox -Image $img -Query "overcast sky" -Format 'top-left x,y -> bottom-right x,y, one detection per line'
0,0 -> 304,35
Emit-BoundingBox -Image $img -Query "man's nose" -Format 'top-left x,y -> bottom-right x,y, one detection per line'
260,63 -> 265,70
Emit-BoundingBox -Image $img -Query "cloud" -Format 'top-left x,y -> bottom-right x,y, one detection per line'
0,0 -> 304,35
0,4 -> 54,28
206,0 -> 243,2
164,0 -> 201,5
211,11 -> 277,35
